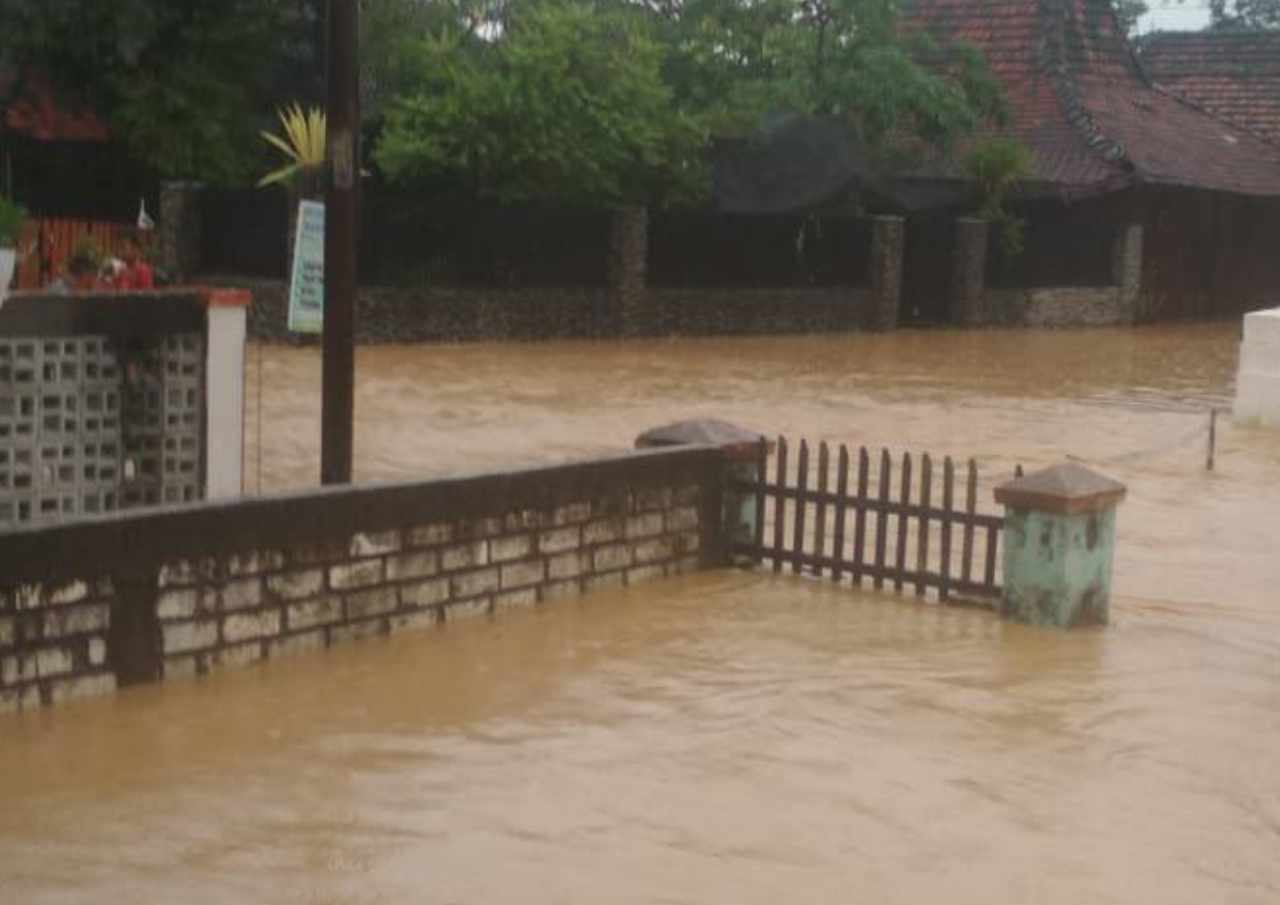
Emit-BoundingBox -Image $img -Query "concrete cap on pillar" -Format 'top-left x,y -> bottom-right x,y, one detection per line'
994,463 -> 1126,515
635,418 -> 770,462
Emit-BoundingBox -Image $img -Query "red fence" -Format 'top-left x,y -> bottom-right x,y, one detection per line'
14,219 -> 135,290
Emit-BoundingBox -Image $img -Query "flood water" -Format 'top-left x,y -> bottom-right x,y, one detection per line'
242,322 -> 1279,608
4,322 -> 1280,903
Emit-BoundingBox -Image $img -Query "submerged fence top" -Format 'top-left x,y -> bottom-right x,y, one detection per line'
735,436 -> 1011,603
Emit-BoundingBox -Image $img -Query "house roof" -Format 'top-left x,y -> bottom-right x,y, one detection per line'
1139,30 -> 1280,146
900,0 -> 1280,198
0,68 -> 110,143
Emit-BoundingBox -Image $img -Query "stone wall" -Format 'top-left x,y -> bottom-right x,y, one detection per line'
984,287 -> 1133,327
960,220 -> 1143,328
215,277 -> 877,343
0,445 -> 725,715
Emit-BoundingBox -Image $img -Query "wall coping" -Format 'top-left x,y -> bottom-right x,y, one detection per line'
0,292 -> 208,337
6,287 -> 250,308
0,445 -> 727,585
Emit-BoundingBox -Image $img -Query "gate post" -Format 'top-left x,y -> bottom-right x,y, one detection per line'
608,205 -> 649,336
159,181 -> 204,282
869,215 -> 904,331
951,217 -> 988,326
1112,223 -> 1143,323
994,463 -> 1127,628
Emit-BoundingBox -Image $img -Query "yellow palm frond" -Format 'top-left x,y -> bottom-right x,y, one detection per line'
259,103 -> 327,188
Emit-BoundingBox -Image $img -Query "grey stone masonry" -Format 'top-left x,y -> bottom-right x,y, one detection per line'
1,444 -> 724,714
870,216 -> 905,331
609,206 -> 649,336
951,218 -> 989,326
158,182 -> 205,281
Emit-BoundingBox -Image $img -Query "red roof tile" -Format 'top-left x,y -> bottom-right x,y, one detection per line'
900,0 -> 1280,197
0,68 -> 110,143
1139,31 -> 1280,146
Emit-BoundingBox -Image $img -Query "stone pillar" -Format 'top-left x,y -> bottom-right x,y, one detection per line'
635,418 -> 769,564
950,217 -> 989,326
869,215 -> 904,331
608,205 -> 648,336
994,463 -> 1127,629
159,182 -> 204,282
1111,223 -> 1143,323
1234,307 -> 1280,427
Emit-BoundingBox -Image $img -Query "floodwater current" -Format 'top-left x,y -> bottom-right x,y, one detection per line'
3,322 -> 1280,903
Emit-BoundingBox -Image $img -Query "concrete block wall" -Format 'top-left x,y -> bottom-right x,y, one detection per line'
0,445 -> 725,715
1235,307 -> 1280,427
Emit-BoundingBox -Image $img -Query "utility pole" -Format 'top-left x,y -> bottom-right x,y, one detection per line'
321,0 -> 360,484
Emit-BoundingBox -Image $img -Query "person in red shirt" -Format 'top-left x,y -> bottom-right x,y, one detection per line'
113,234 -> 154,290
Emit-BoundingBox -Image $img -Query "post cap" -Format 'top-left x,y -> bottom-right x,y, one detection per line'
994,463 -> 1126,515
635,418 -> 770,462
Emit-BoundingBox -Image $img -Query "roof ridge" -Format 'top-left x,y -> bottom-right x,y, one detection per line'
1036,0 -> 1133,171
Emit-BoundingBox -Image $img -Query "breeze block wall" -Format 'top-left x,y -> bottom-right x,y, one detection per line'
0,446 -> 725,714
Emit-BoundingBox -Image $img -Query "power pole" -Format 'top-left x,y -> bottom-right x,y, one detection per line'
321,0 -> 360,485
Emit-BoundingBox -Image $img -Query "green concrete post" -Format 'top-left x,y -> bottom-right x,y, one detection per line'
994,463 -> 1127,628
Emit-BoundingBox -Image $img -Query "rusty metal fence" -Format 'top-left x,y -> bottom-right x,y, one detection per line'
732,437 -> 1015,603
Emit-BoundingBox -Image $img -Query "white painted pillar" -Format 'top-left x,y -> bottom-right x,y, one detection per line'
204,291 -> 249,498
1235,307 -> 1280,428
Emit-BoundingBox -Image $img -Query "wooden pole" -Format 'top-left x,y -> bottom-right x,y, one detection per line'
1206,408 -> 1217,472
321,0 -> 360,485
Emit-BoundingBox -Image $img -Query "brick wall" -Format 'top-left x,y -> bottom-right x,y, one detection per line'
0,579 -> 116,712
0,445 -> 725,715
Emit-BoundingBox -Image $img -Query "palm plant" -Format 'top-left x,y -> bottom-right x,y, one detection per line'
258,103 -> 327,189
259,104 -> 326,277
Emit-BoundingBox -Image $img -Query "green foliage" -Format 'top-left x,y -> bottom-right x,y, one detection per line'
0,195 -> 26,247
378,0 -> 1010,204
1210,0 -> 1280,29
0,0 -> 297,183
377,2 -> 709,205
68,238 -> 103,274
1113,0 -> 1149,35
965,136 -> 1033,256
258,104 -> 327,189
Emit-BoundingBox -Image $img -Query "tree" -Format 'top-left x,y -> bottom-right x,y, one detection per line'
377,0 -> 1009,205
0,0 -> 293,183
376,1 -> 708,205
1114,0 -> 1150,36
1210,0 -> 1280,29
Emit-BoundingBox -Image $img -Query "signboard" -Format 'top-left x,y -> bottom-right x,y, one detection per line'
287,200 -> 325,333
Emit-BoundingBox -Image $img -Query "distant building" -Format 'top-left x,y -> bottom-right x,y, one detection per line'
892,0 -> 1280,320
0,67 -> 150,220
1139,30 -> 1280,146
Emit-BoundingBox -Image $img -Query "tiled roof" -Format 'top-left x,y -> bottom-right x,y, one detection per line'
900,0 -> 1280,197
0,68 -> 110,143
1139,31 -> 1280,145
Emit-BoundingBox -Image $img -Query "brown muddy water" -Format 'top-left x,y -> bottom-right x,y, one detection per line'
3,322 -> 1280,903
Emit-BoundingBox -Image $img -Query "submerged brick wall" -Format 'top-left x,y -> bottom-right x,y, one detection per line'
0,579 -> 116,711
153,484 -> 707,682
0,446 -> 725,715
